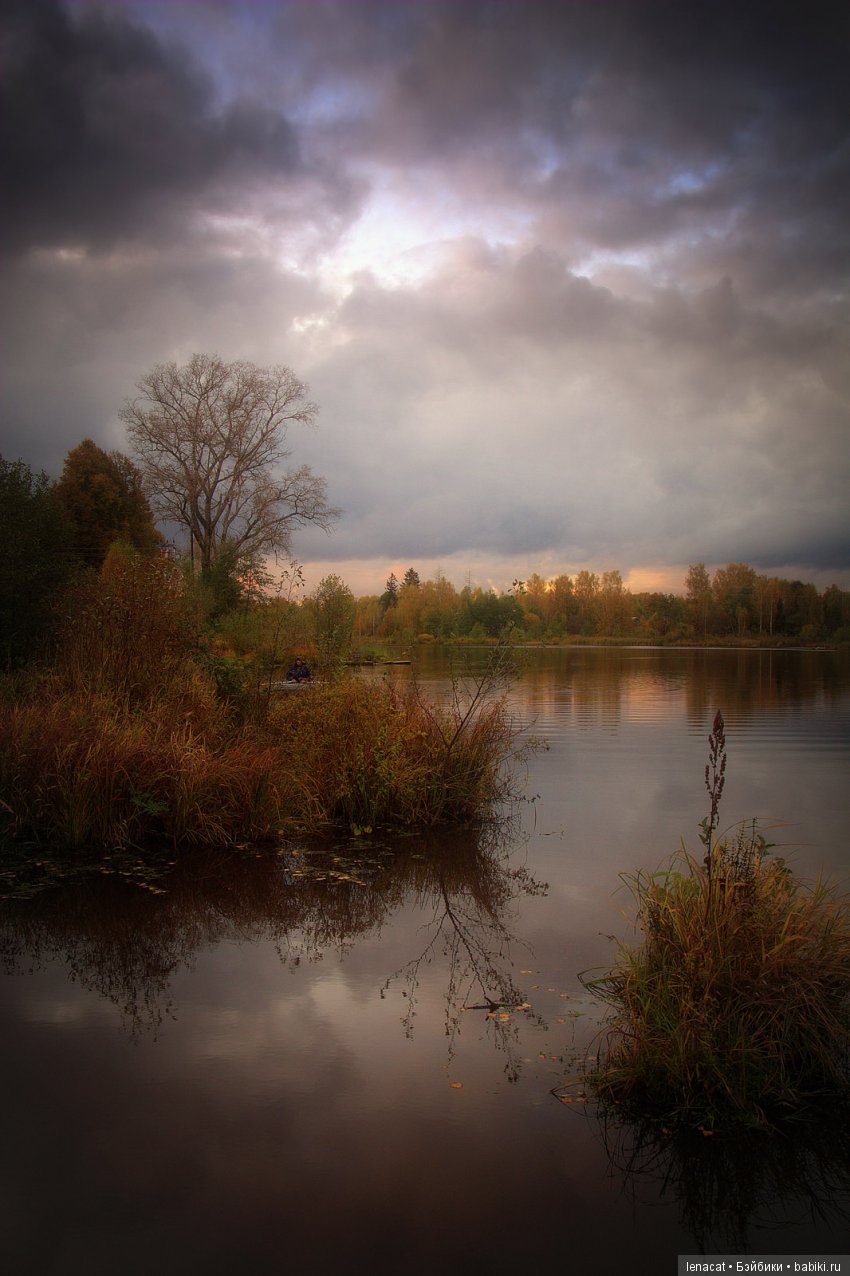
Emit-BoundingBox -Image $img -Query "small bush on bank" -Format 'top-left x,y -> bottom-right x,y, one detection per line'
583,824 -> 850,1131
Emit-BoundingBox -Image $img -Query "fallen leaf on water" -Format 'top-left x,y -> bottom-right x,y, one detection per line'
450,1082 -> 463,1089
498,1012 -> 511,1021
520,969 -> 533,974
699,1128 -> 715,1137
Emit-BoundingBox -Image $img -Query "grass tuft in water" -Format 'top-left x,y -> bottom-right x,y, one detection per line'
582,714 -> 850,1132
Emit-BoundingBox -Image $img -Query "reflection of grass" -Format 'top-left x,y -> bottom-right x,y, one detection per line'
583,824 -> 850,1131
594,1103 -> 850,1252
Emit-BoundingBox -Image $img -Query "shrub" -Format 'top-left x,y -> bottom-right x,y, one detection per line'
55,546 -> 200,706
266,677 -> 524,828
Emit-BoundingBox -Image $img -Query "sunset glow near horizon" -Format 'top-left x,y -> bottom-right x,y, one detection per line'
2,0 -> 848,598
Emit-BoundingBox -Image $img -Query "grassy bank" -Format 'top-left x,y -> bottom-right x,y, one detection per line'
0,550 -> 527,853
0,673 -> 525,853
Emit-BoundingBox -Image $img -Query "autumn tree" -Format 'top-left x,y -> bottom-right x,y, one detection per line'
548,574 -> 574,635
402,567 -> 420,588
573,570 -> 600,633
58,545 -> 196,704
404,571 -> 458,638
312,574 -> 356,665
466,588 -> 522,637
517,573 -> 548,635
121,354 -> 337,574
686,563 -> 712,636
380,572 -> 399,612
712,562 -> 756,635
598,569 -> 631,636
823,584 -> 850,637
754,574 -> 782,636
56,438 -> 159,567
0,456 -> 76,666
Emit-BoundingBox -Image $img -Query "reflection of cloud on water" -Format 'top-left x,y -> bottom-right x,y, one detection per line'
22,996 -> 114,1027
0,824 -> 548,1078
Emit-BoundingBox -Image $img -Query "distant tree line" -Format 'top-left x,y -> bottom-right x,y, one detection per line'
353,564 -> 850,646
4,432 -> 849,673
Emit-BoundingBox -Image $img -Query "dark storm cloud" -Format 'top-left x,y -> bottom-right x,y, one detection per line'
0,0 -> 346,253
1,0 -> 847,585
284,0 -> 850,295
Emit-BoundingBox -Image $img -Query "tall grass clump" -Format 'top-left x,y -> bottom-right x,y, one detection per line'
268,675 -> 524,829
583,713 -> 850,1131
0,679 -> 523,850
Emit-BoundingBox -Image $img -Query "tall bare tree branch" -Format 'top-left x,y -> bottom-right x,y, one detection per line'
121,353 -> 339,571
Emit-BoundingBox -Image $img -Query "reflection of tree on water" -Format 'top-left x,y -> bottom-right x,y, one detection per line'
0,823 -> 547,1057
380,821 -> 548,1082
594,1108 -> 850,1252
509,647 -> 847,737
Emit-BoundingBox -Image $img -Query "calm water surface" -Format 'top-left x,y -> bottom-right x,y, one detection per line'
2,647 -> 849,1274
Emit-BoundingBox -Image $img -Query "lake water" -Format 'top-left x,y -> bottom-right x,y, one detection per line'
2,647 -> 849,1274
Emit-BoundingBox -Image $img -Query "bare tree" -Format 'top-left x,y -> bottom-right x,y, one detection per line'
121,353 -> 338,572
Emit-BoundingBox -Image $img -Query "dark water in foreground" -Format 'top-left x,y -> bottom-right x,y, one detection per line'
2,647 -> 849,1274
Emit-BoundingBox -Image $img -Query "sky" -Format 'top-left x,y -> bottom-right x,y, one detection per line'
1,0 -> 848,597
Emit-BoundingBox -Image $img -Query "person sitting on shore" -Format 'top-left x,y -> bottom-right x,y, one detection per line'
286,656 -> 312,683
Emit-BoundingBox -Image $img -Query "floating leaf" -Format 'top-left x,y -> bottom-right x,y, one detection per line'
450,1081 -> 463,1089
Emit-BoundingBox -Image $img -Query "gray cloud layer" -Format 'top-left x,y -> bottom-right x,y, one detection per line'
2,0 -> 848,586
